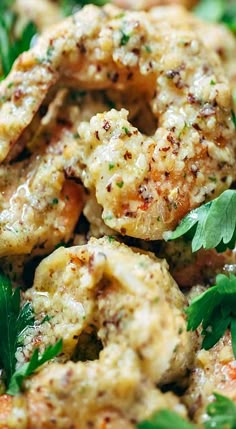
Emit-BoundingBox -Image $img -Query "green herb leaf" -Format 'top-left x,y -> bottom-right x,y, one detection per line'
186,273 -> 236,356
0,5 -> 37,79
7,339 -> 63,395
194,0 -> 236,33
165,190 -> 236,252
137,410 -> 195,429
60,0 -> 109,16
0,274 -> 34,385
205,393 -> 236,428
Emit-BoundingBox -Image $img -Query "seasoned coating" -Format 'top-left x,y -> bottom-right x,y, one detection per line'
150,5 -> 236,107
0,108 -> 84,257
5,237 -> 193,428
113,0 -> 197,10
0,5 -> 234,240
184,331 -> 236,424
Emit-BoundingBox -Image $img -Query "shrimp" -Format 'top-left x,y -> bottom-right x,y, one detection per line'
0,237 -> 193,428
184,331 -> 236,424
150,5 -> 236,108
159,239 -> 236,287
0,5 -> 234,240
0,106 -> 85,257
14,0 -> 61,32
113,0 -> 197,10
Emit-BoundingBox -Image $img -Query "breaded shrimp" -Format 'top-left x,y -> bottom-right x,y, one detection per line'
0,112 -> 84,257
184,331 -> 236,424
150,5 -> 236,106
113,0 -> 197,10
159,240 -> 236,287
0,5 -> 234,240
14,0 -> 62,32
1,237 -> 193,428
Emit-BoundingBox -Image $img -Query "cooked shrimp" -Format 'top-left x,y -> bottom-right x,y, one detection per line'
159,240 -> 236,287
0,115 -> 84,257
113,0 -> 197,10
150,5 -> 236,110
184,331 -> 236,424
0,5 -> 234,239
0,237 -> 193,428
14,0 -> 61,32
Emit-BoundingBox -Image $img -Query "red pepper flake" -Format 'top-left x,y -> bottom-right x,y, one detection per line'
103,120 -> 111,132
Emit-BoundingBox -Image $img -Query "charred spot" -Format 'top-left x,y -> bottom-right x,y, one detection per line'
95,130 -> 100,140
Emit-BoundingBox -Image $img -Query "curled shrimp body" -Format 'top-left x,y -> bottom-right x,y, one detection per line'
184,331 -> 236,424
0,5 -> 234,239
0,102 -> 85,257
0,237 -> 193,428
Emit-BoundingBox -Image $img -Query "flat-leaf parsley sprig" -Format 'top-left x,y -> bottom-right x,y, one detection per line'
186,273 -> 236,357
0,1 -> 37,79
137,393 -> 236,429
164,190 -> 236,252
0,273 -> 62,395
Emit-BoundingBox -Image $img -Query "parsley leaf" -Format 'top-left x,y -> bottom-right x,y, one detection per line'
7,339 -> 63,395
60,0 -> 110,16
186,273 -> 236,356
137,410 -> 195,429
0,3 -> 37,79
194,0 -> 236,33
164,190 -> 236,252
205,393 -> 236,429
0,274 -> 34,386
0,273 -> 62,395
136,394 -> 236,429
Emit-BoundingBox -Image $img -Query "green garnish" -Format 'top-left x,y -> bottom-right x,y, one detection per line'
60,0 -> 110,16
194,0 -> 236,33
120,29 -> 130,46
8,339 -> 63,395
122,126 -> 130,135
0,274 -> 62,395
137,393 -> 236,429
0,2 -> 37,79
116,180 -> 124,188
0,274 -> 34,387
52,197 -> 59,205
165,190 -> 236,252
232,110 -> 236,129
187,273 -> 236,356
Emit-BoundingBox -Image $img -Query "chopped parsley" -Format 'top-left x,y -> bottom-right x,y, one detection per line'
120,29 -> 130,46
165,190 -> 236,252
0,274 -> 62,395
116,180 -> 124,188
137,393 -> 236,429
